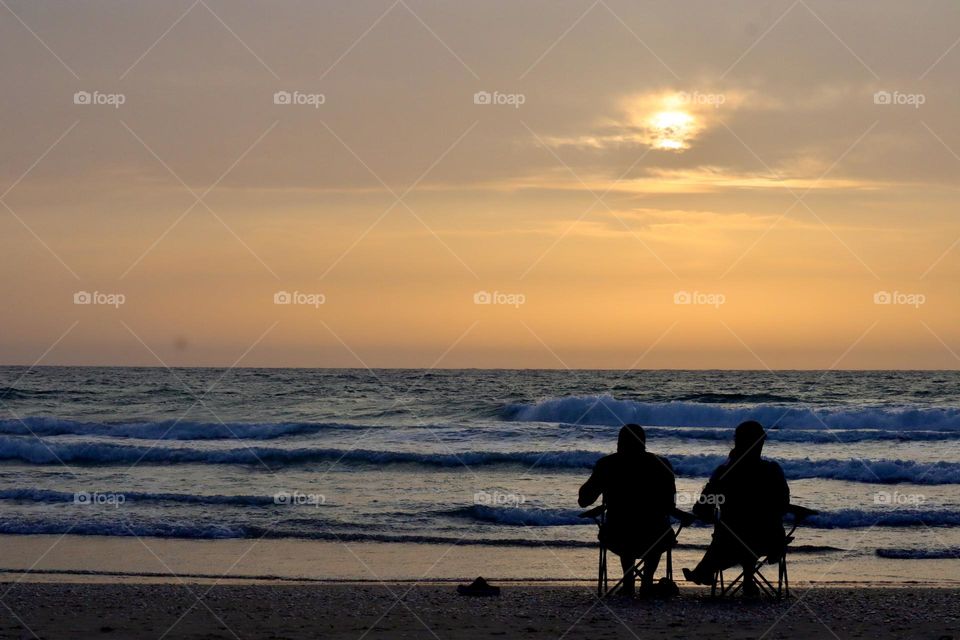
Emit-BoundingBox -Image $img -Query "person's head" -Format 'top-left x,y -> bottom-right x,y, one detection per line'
731,420 -> 766,460
617,423 -> 646,456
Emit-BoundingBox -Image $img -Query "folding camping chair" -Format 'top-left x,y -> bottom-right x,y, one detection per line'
710,504 -> 817,600
579,503 -> 695,599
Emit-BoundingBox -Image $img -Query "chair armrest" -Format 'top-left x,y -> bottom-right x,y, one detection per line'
786,504 -> 818,522
671,508 -> 697,527
578,505 -> 607,519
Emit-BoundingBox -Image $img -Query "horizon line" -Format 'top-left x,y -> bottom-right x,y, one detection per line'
1,364 -> 957,373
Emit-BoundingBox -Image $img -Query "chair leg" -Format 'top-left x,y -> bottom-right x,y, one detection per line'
711,556 -> 791,601
755,569 -> 777,598
717,567 -> 777,599
602,558 -> 645,599
604,548 -> 609,597
597,545 -> 606,598
781,555 -> 789,600
724,570 -> 745,597
713,570 -> 737,598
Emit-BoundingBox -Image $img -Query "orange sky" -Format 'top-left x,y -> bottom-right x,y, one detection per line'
1,1 -> 958,368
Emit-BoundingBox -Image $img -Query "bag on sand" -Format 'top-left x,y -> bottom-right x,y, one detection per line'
654,577 -> 679,599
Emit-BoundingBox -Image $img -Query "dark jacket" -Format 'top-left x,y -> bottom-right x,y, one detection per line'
579,451 -> 676,556
694,456 -> 789,553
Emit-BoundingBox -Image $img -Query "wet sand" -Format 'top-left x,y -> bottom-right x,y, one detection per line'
0,583 -> 957,639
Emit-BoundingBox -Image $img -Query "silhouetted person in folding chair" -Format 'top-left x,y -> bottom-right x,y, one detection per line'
683,420 -> 789,598
578,424 -> 676,597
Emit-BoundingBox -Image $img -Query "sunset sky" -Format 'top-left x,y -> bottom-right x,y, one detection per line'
1,0 -> 959,368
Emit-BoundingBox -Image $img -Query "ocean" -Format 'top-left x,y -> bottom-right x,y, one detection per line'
0,367 -> 958,582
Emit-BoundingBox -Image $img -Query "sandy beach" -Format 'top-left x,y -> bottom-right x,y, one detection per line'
0,583 -> 956,639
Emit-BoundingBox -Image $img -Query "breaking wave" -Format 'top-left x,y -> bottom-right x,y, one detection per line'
504,395 -> 960,431
0,417 -> 362,440
449,505 -> 960,529
0,438 -> 958,484
875,547 -> 960,559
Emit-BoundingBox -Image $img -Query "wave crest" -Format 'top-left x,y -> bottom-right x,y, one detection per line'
450,504 -> 960,529
503,395 -> 960,431
875,548 -> 960,559
1,437 -> 957,484
0,417 -> 362,440
0,488 -> 283,507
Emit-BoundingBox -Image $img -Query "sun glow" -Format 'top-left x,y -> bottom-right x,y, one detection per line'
649,109 -> 697,150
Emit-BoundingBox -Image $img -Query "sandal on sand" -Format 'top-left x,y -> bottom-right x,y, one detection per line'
457,576 -> 501,597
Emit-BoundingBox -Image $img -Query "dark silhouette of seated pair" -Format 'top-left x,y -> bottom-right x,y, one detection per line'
579,420 -> 789,598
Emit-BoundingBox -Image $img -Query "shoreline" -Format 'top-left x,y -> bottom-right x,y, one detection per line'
0,583 -> 957,639
2,568 -> 957,588
1,534 -> 958,587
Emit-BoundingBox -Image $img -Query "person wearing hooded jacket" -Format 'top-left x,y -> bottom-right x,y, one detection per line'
683,420 -> 790,597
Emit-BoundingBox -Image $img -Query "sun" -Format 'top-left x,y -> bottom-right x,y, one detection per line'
648,109 -> 697,150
